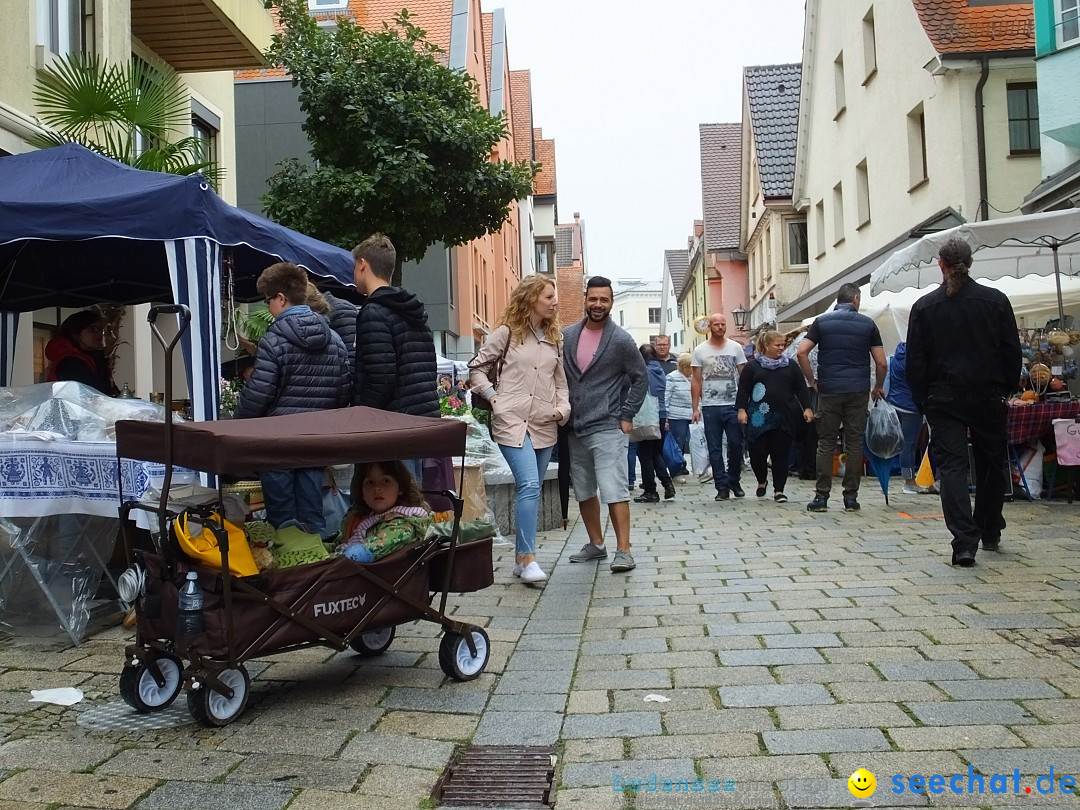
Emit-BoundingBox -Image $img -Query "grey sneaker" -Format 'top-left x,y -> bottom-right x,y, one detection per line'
569,543 -> 607,563
610,551 -> 636,572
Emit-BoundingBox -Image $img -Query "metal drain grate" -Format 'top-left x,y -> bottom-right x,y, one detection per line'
1050,636 -> 1080,648
433,745 -> 555,807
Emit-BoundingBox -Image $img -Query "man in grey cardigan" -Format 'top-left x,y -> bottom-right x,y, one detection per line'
563,276 -> 648,572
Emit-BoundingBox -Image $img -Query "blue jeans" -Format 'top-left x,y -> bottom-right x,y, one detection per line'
897,410 -> 924,480
260,467 -> 326,536
627,442 -> 638,485
403,458 -> 423,485
702,405 -> 742,491
499,433 -> 554,555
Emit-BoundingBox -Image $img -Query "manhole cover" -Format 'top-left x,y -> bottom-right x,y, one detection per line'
1050,636 -> 1080,648
77,699 -> 191,732
433,745 -> 555,807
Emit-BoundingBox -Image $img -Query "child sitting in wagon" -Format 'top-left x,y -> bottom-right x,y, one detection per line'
339,460 -> 432,563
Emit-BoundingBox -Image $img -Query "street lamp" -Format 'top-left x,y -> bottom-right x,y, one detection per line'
731,304 -> 748,331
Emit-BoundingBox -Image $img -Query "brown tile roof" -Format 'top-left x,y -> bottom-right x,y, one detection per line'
509,70 -> 534,164
534,129 -> 557,197
699,123 -> 742,252
744,63 -> 801,199
236,0 -> 455,82
664,249 -> 690,296
555,224 -> 575,268
912,0 -> 1033,54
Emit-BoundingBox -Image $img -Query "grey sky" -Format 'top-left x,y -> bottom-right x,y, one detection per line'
483,0 -> 806,281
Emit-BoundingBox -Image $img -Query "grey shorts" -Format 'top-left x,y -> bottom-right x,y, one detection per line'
568,428 -> 630,504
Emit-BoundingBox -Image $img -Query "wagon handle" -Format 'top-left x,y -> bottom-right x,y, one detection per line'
147,304 -> 191,537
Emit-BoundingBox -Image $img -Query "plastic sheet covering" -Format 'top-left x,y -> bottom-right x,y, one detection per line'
0,513 -> 117,645
443,413 -> 512,546
0,381 -> 179,442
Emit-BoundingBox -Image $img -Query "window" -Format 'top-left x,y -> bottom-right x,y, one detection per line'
1007,83 -> 1040,154
764,225 -> 772,283
907,105 -> 928,189
833,52 -> 846,119
856,159 -> 871,228
862,8 -> 878,84
832,182 -> 845,246
1059,0 -> 1080,46
648,307 -> 661,324
814,200 -> 826,258
192,116 -> 218,170
37,0 -> 82,56
307,0 -> 348,10
536,240 -> 554,274
787,220 -> 809,266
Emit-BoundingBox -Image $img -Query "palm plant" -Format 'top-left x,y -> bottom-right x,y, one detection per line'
30,53 -> 221,187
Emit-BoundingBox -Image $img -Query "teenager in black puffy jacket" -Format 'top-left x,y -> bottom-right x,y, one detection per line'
236,262 -> 351,536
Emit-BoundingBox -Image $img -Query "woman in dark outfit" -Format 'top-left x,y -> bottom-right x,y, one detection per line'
633,344 -> 676,503
736,329 -> 813,502
44,310 -> 118,396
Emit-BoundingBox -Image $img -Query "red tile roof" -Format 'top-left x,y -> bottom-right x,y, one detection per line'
509,70 -> 534,164
912,0 -> 1034,54
534,129 -> 556,196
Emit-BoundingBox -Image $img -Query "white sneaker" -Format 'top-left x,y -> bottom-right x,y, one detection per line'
520,561 -> 548,583
512,563 -> 524,577
902,485 -> 921,495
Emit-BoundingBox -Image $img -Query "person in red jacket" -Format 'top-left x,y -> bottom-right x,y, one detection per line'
44,310 -> 118,396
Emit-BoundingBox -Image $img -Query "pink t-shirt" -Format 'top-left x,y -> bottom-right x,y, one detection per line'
576,325 -> 603,372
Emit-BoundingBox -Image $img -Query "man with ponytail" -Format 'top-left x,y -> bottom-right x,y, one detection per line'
906,238 -> 1022,567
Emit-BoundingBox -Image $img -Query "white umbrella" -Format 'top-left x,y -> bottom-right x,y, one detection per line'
869,208 -> 1080,322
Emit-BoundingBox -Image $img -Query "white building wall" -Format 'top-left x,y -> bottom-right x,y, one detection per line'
534,201 -> 556,239
1038,47 -> 1080,174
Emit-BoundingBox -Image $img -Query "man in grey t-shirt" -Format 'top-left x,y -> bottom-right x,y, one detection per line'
691,313 -> 746,500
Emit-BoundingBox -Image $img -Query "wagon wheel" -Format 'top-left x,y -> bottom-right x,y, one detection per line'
439,627 -> 489,681
350,626 -> 395,657
119,653 -> 184,712
187,665 -> 250,727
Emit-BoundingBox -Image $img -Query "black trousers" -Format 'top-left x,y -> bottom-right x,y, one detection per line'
925,398 -> 1008,555
748,429 -> 793,494
639,436 -> 672,494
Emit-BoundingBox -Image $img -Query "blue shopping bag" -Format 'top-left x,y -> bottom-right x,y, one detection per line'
663,430 -> 684,474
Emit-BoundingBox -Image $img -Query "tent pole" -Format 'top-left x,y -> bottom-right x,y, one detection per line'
1053,242 -> 1065,326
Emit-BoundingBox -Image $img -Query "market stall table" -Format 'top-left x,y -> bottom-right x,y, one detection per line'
0,435 -> 186,644
1007,400 -> 1080,446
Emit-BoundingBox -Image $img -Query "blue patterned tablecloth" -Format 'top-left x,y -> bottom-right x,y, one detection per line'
0,436 -> 183,518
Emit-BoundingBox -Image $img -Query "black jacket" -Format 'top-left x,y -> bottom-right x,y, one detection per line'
235,308 -> 351,418
353,286 -> 439,417
906,278 -> 1021,407
323,291 -> 359,377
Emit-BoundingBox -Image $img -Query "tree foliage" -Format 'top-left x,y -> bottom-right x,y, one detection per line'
31,53 -> 220,186
263,0 -> 537,272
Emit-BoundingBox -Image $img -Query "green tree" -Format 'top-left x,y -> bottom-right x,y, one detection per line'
263,0 -> 537,282
31,54 -> 220,185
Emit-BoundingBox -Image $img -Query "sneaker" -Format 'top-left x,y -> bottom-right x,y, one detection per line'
755,483 -> 768,498
698,471 -> 713,484
902,484 -> 921,495
628,485 -> 635,494
844,497 -> 861,512
663,484 -> 676,500
774,492 -> 788,503
610,551 -> 636,572
807,495 -> 829,512
982,538 -> 1001,552
569,543 -> 607,563
520,561 -> 548,583
922,483 -> 941,495
512,563 -> 524,577
715,489 -> 730,501
731,483 -> 745,499
633,491 -> 660,503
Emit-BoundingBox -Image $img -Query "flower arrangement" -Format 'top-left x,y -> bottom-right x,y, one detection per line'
439,395 -> 469,416
220,377 -> 243,415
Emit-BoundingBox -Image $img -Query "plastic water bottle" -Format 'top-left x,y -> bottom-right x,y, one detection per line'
176,571 -> 205,636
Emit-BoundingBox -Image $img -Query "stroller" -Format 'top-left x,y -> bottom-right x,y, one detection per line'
114,305 -> 493,726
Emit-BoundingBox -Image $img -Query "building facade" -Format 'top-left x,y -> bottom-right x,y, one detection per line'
782,0 -> 1042,323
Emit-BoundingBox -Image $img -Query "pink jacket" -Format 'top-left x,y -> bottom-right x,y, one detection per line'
469,325 -> 570,449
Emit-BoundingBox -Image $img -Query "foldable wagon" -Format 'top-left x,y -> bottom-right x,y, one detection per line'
113,305 -> 493,726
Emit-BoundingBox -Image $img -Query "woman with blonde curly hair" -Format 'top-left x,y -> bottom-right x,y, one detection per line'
469,275 -> 570,583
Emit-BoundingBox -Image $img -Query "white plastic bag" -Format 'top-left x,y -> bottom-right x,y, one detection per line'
865,399 -> 903,459
631,393 -> 661,441
689,422 -> 710,475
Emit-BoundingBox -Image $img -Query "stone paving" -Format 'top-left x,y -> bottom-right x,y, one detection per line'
0,476 -> 1079,809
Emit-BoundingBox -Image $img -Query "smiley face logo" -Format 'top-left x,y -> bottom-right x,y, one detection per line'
848,768 -> 876,798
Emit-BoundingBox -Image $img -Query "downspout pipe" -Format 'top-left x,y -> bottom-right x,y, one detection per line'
974,56 -> 990,221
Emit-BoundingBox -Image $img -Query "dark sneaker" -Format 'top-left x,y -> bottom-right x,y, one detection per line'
731,483 -> 745,499
843,497 -> 861,512
951,549 -> 976,567
569,543 -> 607,563
633,491 -> 660,503
756,483 -> 768,498
663,484 -> 676,500
610,551 -> 636,572
982,538 -> 1001,552
807,495 -> 829,512
715,489 -> 730,501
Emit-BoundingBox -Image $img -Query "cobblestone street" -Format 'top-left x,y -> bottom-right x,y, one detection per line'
1,477 -> 1079,809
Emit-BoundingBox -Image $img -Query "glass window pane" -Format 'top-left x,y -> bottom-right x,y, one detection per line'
1007,89 -> 1026,119
1010,121 -> 1029,151
1065,16 -> 1080,42
1028,88 -> 1039,117
1030,121 -> 1041,149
